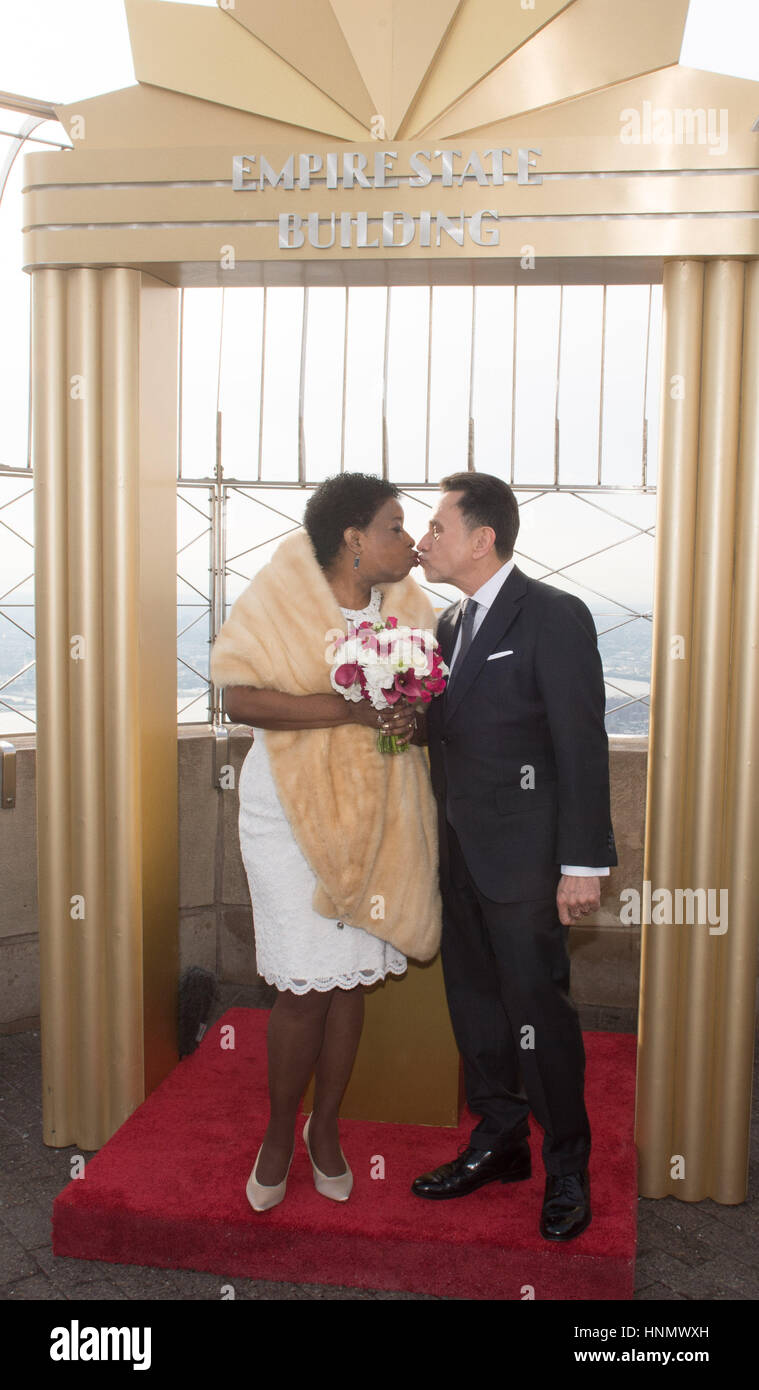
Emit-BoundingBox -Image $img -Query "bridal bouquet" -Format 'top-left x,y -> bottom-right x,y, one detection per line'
329,616 -> 449,754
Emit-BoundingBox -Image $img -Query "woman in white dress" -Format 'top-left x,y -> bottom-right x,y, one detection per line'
216,474 -> 437,1212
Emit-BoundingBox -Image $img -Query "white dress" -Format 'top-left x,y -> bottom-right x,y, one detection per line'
237,586 -> 408,994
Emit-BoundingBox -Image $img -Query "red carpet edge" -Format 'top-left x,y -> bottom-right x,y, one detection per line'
52,1008 -> 637,1300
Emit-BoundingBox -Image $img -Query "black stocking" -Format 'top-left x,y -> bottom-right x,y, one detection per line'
310,984 -> 365,1174
254,984 -> 364,1184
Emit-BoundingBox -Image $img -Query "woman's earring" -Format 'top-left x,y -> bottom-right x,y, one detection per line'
353,554 -> 360,570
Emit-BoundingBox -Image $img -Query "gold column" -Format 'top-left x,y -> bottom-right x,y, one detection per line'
101,270 -> 143,1124
67,269 -> 108,1146
636,260 -> 703,1193
137,275 -> 182,1097
636,259 -> 758,1201
713,260 -> 759,1202
677,259 -> 744,1198
33,270 -> 74,1146
32,268 -> 180,1149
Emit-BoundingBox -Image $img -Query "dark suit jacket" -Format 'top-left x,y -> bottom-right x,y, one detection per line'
427,564 -> 617,903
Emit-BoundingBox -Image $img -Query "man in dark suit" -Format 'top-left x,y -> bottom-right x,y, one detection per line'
413,472 -> 617,1240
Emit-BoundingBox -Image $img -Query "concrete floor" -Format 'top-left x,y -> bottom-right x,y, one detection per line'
1,985 -> 757,1302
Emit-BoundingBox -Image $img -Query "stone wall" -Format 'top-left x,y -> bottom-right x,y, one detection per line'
572,739 -> 647,1029
1,731 -> 648,1030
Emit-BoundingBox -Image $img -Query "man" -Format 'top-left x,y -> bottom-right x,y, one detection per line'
413,473 -> 617,1241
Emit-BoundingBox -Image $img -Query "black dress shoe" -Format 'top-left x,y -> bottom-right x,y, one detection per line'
540,1168 -> 591,1240
411,1142 -> 531,1200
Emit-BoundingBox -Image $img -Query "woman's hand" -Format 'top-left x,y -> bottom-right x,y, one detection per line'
223,685 -> 418,738
349,699 -> 418,742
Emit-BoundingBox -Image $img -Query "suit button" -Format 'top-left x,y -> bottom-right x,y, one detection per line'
441,737 -> 449,746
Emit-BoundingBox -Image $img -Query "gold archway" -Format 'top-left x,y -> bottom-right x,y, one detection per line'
23,0 -> 759,1201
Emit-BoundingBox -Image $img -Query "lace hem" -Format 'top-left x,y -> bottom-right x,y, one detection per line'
260,959 -> 408,995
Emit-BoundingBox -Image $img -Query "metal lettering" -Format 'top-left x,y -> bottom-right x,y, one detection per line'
308,212 -> 336,248
343,152 -> 371,188
232,154 -> 256,190
381,211 -> 415,246
409,150 -> 433,187
435,149 -> 462,186
298,153 -> 323,188
457,151 -> 489,186
436,211 -> 464,246
374,150 -> 399,188
469,209 -> 500,245
355,211 -> 379,248
483,148 -> 512,184
259,154 -> 295,189
517,147 -> 542,185
278,213 -> 304,249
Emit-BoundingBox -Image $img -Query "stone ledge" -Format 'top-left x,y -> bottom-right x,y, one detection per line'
0,732 -> 650,1025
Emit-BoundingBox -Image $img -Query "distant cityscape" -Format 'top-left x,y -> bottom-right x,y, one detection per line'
1,603 -> 652,737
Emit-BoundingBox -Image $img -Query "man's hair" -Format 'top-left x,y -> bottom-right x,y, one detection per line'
303,472 -> 399,568
440,472 -> 520,558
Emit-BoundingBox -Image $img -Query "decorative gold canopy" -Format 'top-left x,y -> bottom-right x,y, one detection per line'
21,0 -> 759,281
24,1 -> 759,1207
123,0 -> 691,141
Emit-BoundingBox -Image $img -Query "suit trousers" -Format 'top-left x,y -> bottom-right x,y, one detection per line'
441,822 -> 591,1177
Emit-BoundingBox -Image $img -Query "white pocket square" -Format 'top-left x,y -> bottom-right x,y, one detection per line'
487,650 -> 514,661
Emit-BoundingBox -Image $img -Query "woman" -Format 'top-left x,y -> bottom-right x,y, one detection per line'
210,474 -> 441,1212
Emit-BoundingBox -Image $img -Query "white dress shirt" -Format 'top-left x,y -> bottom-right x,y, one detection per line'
449,558 -> 609,880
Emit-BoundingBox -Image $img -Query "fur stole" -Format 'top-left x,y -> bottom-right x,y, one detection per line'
210,528 -> 442,962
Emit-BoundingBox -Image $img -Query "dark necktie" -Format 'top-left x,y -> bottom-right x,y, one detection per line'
448,598 -> 479,693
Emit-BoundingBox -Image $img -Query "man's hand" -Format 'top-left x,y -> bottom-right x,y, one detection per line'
556,874 -> 601,926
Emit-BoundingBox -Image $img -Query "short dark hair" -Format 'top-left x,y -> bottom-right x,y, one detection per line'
440,472 -> 519,558
303,472 -> 400,569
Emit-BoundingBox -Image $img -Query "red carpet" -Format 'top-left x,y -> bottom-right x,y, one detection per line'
53,1009 -> 637,1299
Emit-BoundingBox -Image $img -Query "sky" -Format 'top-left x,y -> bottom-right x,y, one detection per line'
0,0 -> 758,103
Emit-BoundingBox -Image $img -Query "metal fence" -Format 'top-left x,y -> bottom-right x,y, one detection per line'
0,280 -> 660,736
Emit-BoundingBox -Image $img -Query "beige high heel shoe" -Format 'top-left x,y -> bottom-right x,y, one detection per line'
245,1143 -> 294,1213
303,1114 -> 353,1202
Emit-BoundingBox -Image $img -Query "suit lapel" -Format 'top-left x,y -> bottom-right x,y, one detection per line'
444,566 -> 528,724
437,601 -> 464,670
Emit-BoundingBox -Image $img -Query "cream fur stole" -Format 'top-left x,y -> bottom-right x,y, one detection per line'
210,529 -> 442,962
